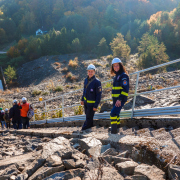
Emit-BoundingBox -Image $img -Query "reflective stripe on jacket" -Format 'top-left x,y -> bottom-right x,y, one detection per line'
81,75 -> 102,108
112,72 -> 129,102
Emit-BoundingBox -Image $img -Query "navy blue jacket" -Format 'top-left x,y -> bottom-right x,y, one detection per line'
0,112 -> 4,122
112,71 -> 129,102
81,75 -> 102,108
9,104 -> 21,123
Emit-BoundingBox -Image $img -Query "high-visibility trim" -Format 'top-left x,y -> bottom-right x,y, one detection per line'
121,91 -> 128,96
112,94 -> 120,97
112,86 -> 123,90
87,100 -> 95,103
117,121 -> 120,125
84,97 -> 95,103
110,116 -> 117,119
111,121 -> 117,125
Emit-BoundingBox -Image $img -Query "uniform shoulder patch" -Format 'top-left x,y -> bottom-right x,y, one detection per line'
98,86 -> 102,92
123,80 -> 128,85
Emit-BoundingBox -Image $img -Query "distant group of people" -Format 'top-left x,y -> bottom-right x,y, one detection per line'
0,97 -> 32,130
81,58 -> 129,134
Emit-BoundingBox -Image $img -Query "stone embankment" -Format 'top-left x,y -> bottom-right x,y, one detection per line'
1,118 -> 180,180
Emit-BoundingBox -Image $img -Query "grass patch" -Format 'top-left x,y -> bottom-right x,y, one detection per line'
32,89 -> 42,96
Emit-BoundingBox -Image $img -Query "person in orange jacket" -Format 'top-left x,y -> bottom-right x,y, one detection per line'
18,97 -> 30,129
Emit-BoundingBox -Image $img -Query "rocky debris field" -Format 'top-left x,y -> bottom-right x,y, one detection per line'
1,123 -> 180,180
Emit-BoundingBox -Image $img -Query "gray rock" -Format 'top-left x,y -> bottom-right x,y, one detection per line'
79,137 -> 102,157
132,175 -> 148,180
0,164 -> 19,176
43,168 -> 85,180
28,165 -> 64,180
101,144 -> 111,154
117,150 -> 129,158
114,157 -> 132,165
84,167 -> 124,180
63,159 -> 76,170
116,161 -> 139,175
134,164 -> 165,180
42,136 -> 72,159
100,102 -> 112,112
75,159 -> 86,168
71,149 -> 88,161
102,148 -> 118,156
46,155 -> 63,167
168,164 -> 180,180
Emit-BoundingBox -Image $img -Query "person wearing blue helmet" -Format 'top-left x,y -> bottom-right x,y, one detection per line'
81,64 -> 102,130
110,58 -> 129,134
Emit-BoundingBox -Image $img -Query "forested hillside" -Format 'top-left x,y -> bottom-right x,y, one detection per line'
1,0 -> 180,70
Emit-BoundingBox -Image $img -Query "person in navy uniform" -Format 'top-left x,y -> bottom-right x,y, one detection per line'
81,64 -> 102,130
110,58 -> 129,134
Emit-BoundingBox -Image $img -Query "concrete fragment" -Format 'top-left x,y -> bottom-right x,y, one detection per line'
168,164 -> 180,180
79,137 -> 102,157
0,164 -> 19,176
116,161 -> 138,175
134,164 -> 165,180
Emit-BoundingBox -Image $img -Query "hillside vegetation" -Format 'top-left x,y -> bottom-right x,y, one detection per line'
0,1 -> 180,69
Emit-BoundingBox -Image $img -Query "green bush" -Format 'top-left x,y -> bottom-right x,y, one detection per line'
32,89 -> 42,96
55,86 -> 63,92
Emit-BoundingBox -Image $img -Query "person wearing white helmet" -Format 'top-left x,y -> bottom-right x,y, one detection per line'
0,110 -> 6,129
18,97 -> 30,129
110,58 -> 129,134
4,108 -> 10,129
81,64 -> 102,130
9,99 -> 22,129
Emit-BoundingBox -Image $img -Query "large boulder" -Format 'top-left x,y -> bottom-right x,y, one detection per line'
134,164 -> 165,180
79,137 -> 102,157
42,136 -> 73,159
46,155 -> 63,167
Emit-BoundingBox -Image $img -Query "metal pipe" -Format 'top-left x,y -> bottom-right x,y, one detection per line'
45,101 -> 47,124
62,95 -> 64,122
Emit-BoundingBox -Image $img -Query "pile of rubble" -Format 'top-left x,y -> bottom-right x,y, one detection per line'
0,125 -> 180,180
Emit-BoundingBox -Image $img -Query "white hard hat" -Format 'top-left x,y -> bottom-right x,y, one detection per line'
5,108 -> 8,112
13,99 -> 17,103
112,58 -> 122,65
22,97 -> 27,102
87,64 -> 96,70
1,110 -> 4,113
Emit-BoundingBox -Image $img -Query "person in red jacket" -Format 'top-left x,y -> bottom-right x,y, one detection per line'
19,97 -> 30,129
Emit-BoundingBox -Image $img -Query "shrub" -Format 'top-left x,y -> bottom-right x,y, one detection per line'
32,89 -> 42,96
61,67 -> 68,73
4,65 -> 17,83
55,86 -> 63,92
41,91 -> 49,95
74,105 -> 83,115
7,46 -> 20,58
66,72 -> 73,79
68,57 -> 78,68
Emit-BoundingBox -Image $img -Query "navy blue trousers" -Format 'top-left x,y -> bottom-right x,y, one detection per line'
110,100 -> 125,134
82,103 -> 95,130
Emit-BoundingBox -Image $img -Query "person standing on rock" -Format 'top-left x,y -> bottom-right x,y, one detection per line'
110,58 -> 129,134
4,108 -> 11,129
0,108 -> 3,127
18,97 -> 30,129
9,99 -> 22,129
81,64 -> 102,130
0,110 -> 6,129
